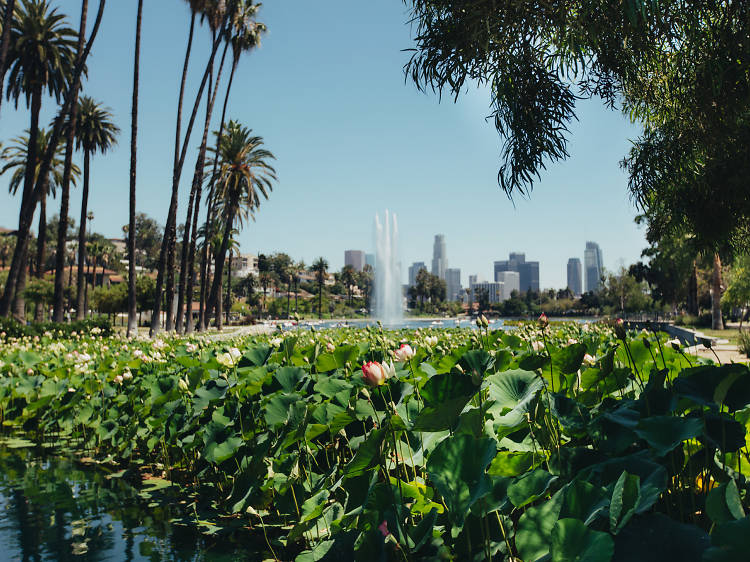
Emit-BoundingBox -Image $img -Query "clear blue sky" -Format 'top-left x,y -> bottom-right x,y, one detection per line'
0,0 -> 646,289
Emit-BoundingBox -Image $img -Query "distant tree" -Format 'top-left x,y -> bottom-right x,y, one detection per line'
311,257 -> 328,319
123,213 -> 162,270
475,287 -> 489,316
341,265 -> 356,306
722,255 -> 750,330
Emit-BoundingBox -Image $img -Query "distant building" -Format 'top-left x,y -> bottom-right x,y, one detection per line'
468,274 -> 479,286
445,268 -> 462,301
233,253 -> 258,278
431,234 -> 447,280
365,253 -> 375,268
471,281 -> 503,304
584,242 -> 603,292
408,262 -> 426,287
494,252 -> 539,293
344,250 -> 365,272
495,271 -> 520,300
567,258 -> 582,296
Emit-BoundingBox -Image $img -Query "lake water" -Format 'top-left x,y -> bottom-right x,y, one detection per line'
282,317 -> 591,331
0,444 -> 272,561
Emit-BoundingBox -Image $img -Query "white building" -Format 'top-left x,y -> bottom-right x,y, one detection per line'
232,253 -> 259,278
495,271 -> 520,300
470,281 -> 503,303
431,234 -> 447,280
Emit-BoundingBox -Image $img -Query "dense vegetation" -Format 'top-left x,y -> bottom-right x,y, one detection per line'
1,322 -> 749,560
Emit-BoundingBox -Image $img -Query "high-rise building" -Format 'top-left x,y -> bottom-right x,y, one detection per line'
445,268 -> 462,301
344,250 -> 365,272
584,242 -> 603,292
496,271 -> 520,300
365,253 -> 375,268
494,252 -> 539,293
567,258 -> 582,296
431,234 -> 447,280
471,281 -> 503,304
468,274 -> 479,286
408,262 -> 427,287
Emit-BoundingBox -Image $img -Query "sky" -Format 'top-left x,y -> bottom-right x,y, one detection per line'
0,0 -> 646,289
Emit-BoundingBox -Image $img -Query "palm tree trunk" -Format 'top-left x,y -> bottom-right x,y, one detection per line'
185,52 -> 235,334
75,151 -> 90,320
151,28 -> 223,336
178,41 -> 228,333
0,0 -> 17,119
712,252 -> 724,330
0,0 -> 105,318
86,257 -> 95,318
225,252 -> 232,325
207,209 -> 235,327
318,281 -> 322,319
33,191 -> 47,322
287,279 -> 291,318
53,0 -> 88,323
127,0 -> 143,337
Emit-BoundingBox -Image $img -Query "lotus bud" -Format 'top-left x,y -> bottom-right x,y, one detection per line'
481,315 -> 489,328
668,338 -> 681,351
362,361 -> 387,386
614,318 -> 626,340
393,343 -> 415,362
582,353 -> 596,366
178,378 -> 189,392
538,313 -> 549,329
326,342 -> 335,353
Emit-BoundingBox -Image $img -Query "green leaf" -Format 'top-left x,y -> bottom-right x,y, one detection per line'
703,516 -> 750,562
420,372 -> 478,406
508,468 -> 556,508
553,343 -> 587,375
264,393 -> 303,427
334,345 -> 359,368
488,451 -> 534,477
458,349 -> 495,381
241,344 -> 272,367
610,471 -> 641,534
315,353 -> 338,372
634,415 -> 703,456
613,513 -> 709,562
344,428 -> 386,477
551,518 -> 614,562
706,480 -> 745,524
274,366 -> 305,392
426,434 -> 496,526
516,489 -> 564,561
484,369 -> 544,427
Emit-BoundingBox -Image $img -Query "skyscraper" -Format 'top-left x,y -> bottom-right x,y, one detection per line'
431,234 -> 447,280
496,271 -> 520,300
567,258 -> 582,296
445,268 -> 462,301
365,253 -> 375,268
344,250 -> 365,272
494,252 -> 539,293
584,242 -> 603,292
408,262 -> 426,287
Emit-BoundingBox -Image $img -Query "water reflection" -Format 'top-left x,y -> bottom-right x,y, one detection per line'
0,445 -> 267,561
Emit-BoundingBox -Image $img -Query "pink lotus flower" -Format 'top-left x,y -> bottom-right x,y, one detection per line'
393,343 -> 415,362
378,520 -> 390,537
362,361 -> 387,386
538,313 -> 549,328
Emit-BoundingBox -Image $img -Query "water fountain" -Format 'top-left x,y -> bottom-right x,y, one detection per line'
373,210 -> 403,326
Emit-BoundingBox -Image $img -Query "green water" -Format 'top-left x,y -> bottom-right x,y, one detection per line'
0,444 -> 272,561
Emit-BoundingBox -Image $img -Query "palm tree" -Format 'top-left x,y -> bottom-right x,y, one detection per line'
0,0 -> 105,320
127,0 -> 143,336
72,96 -> 119,320
222,233 -> 240,328
341,264 -> 356,306
205,121 -> 276,327
192,1 -> 266,331
53,0 -> 90,323
85,238 -> 104,316
0,0 -> 18,117
293,260 -> 304,314
2,0 -> 76,319
152,0 -> 228,336
312,258 -> 328,319
0,128 -> 78,320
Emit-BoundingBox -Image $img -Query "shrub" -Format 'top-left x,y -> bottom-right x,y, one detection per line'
739,330 -> 750,358
0,316 -> 113,338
